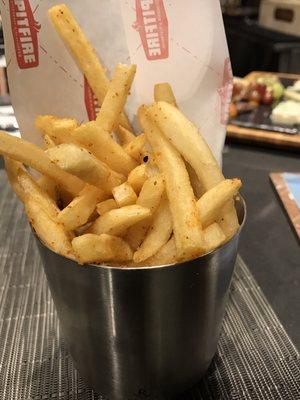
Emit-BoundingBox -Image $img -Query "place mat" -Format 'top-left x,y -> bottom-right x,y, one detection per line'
0,171 -> 299,400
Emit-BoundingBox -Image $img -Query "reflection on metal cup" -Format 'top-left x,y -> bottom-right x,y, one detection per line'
35,198 -> 246,400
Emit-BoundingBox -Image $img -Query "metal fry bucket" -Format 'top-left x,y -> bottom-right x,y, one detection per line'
35,197 -> 246,400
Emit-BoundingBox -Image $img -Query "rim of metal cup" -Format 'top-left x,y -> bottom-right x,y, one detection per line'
35,196 -> 246,271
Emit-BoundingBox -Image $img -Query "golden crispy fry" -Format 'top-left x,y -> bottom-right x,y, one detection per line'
44,134 -> 56,149
125,174 -> 165,250
197,179 -> 242,227
218,200 -> 240,239
139,107 -> 205,260
146,236 -> 177,266
0,131 -> 83,196
133,195 -> 172,263
112,182 -> 137,207
123,134 -> 146,162
37,175 -> 58,202
88,205 -> 151,236
25,198 -> 74,259
127,164 -> 149,194
72,233 -> 133,264
73,121 -> 137,175
203,223 -> 226,253
35,115 -> 78,144
4,157 -> 26,202
57,185 -> 104,230
96,64 -> 136,132
48,4 -> 131,131
46,143 -> 125,192
154,83 -> 177,107
96,199 -> 118,216
118,125 -> 136,146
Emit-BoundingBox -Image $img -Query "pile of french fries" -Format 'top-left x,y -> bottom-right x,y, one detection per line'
0,4 -> 242,266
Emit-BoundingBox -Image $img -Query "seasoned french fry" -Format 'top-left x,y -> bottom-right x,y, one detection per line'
96,64 -> 136,133
197,179 -> 242,227
154,83 -> 177,107
46,143 -> 125,192
139,107 -> 205,260
185,162 -> 203,199
57,185 -> 104,231
123,134 -> 146,162
0,131 -> 83,196
35,115 -> 78,144
73,121 -> 137,175
118,125 -> 136,146
37,175 -> 58,202
72,233 -> 133,264
88,205 -> 151,236
203,223 -> 226,253
127,164 -> 149,194
48,4 -> 131,131
25,198 -> 74,259
112,182 -> 137,207
44,134 -> 56,149
133,195 -> 172,263
4,157 -> 26,202
124,174 -> 165,250
146,236 -> 177,266
96,199 -> 118,216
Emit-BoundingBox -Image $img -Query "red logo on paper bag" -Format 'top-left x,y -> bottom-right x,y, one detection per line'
218,58 -> 233,125
9,0 -> 41,69
133,0 -> 169,61
84,77 -> 100,121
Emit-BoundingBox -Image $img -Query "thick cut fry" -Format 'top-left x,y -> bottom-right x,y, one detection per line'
125,174 -> 165,250
57,185 -> 104,230
46,143 -> 125,192
35,115 -> 78,144
112,182 -> 137,207
203,223 -> 226,253
18,169 -> 60,218
25,198 -> 74,259
73,121 -> 137,175
4,157 -> 26,202
218,200 -> 240,239
154,83 -> 177,107
127,164 -> 149,194
123,134 -> 146,162
96,64 -> 136,132
48,4 -> 131,131
44,134 -> 56,149
96,199 -> 118,215
197,179 -> 242,227
118,125 -> 135,146
146,236 -> 177,266
133,196 -> 173,263
37,175 -> 58,202
0,131 -> 83,196
139,107 -> 205,260
88,205 -> 151,236
72,233 -> 133,264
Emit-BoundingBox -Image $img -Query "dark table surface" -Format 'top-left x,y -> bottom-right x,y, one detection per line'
223,142 -> 300,350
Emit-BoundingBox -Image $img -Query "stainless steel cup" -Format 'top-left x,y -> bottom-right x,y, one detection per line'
35,198 -> 246,400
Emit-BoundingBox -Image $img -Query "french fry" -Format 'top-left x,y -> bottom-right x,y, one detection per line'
139,107 -> 205,260
197,179 -> 242,227
44,134 -> 56,149
57,185 -> 104,230
203,223 -> 226,253
88,205 -> 151,236
48,4 -> 132,132
96,199 -> 118,216
218,200 -> 240,239
46,143 -> 125,192
133,195 -> 173,263
123,134 -> 146,162
37,175 -> 58,202
35,115 -> 78,144
185,162 -> 203,199
72,233 -> 133,264
146,236 -> 177,266
118,125 -> 136,146
4,157 -> 26,202
124,174 -> 165,250
25,198 -> 74,259
0,131 -> 83,196
96,63 -> 136,133
154,83 -> 177,107
112,182 -> 137,207
127,164 -> 149,194
73,121 -> 137,175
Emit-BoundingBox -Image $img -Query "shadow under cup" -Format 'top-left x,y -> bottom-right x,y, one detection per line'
35,197 -> 246,400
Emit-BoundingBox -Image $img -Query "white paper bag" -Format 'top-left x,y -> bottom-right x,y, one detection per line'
0,0 -> 232,164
